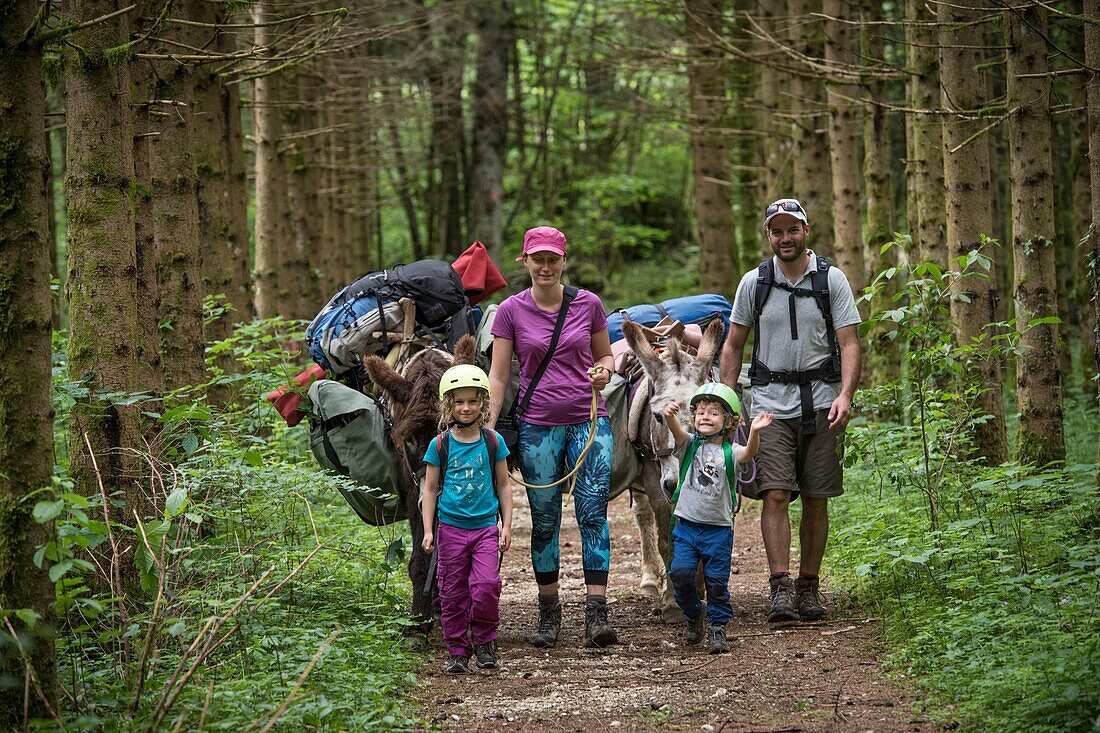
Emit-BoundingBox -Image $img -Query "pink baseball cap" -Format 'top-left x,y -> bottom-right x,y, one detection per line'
516,226 -> 567,261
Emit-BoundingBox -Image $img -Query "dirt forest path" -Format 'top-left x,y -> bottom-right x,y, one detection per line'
413,483 -> 937,732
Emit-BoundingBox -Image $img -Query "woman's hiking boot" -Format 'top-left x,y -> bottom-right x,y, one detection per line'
530,595 -> 562,648
583,597 -> 618,648
683,613 -> 704,645
473,641 -> 499,669
707,624 -> 729,654
767,573 -> 799,623
443,654 -> 470,675
795,576 -> 826,621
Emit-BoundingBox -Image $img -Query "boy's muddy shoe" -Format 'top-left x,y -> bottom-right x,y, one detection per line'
707,624 -> 729,654
443,654 -> 470,675
767,574 -> 799,623
474,641 -> 498,669
796,576 -> 826,621
530,596 -> 562,648
583,597 -> 618,647
683,613 -> 704,645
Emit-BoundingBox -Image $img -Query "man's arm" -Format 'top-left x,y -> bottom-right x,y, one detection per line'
827,324 -> 861,429
719,322 -> 750,388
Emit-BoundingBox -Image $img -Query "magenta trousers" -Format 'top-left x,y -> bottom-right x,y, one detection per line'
436,522 -> 501,656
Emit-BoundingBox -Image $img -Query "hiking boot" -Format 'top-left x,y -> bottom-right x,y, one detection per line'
443,654 -> 470,675
683,613 -> 704,645
583,597 -> 618,648
473,641 -> 499,669
707,624 -> 729,654
796,576 -> 827,621
767,574 -> 800,623
530,596 -> 562,648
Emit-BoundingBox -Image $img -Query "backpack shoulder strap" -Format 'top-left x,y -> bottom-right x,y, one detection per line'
435,432 -> 449,492
753,259 -> 774,319
672,436 -> 703,506
810,255 -> 834,325
481,428 -> 498,494
722,441 -> 742,515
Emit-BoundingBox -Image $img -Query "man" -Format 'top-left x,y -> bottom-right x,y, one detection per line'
719,198 -> 862,622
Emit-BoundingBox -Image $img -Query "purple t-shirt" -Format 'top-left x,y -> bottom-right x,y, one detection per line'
491,288 -> 609,425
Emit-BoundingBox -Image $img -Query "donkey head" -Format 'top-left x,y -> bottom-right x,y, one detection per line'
622,318 -> 724,497
362,335 -> 478,481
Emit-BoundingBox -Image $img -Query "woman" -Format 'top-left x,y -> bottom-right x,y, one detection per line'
488,225 -> 617,649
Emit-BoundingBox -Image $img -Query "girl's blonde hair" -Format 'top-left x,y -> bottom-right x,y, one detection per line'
438,389 -> 491,431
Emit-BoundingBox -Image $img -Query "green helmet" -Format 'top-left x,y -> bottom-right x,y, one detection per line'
690,382 -> 741,416
438,364 -> 491,400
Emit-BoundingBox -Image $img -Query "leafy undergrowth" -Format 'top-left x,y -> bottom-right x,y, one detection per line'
27,317 -> 422,731
825,251 -> 1100,733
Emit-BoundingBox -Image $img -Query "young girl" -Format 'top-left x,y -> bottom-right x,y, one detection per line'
422,364 -> 514,674
662,383 -> 772,654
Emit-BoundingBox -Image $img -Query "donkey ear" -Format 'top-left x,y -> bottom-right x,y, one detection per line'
694,318 -> 724,366
453,334 -> 477,365
622,321 -> 663,377
363,355 -> 413,403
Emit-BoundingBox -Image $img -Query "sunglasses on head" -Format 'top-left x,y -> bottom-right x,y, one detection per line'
764,200 -> 805,218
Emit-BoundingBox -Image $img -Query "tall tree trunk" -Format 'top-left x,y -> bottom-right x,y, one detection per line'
788,0 -> 833,254
469,0 -> 512,262
939,0 -> 1008,464
906,0 -> 945,266
0,0 -> 58,720
687,0 -> 735,295
426,0 -> 466,257
756,0 -> 792,209
252,2 -> 285,318
286,72 -> 321,319
1083,0 -> 1100,479
1007,5 -> 1064,466
823,0 -> 864,298
861,7 -> 899,388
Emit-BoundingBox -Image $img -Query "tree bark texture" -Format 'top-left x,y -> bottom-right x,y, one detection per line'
906,0 -> 946,267
756,0 -> 793,211
0,0 -> 58,720
1007,6 -> 1065,466
788,0 -> 833,255
861,10 -> 899,388
938,0 -> 1007,465
469,0 -> 512,263
1083,0 -> 1100,479
687,0 -> 736,296
427,0 -> 466,257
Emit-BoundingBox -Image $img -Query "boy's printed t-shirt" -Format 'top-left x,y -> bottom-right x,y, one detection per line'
673,435 -> 738,527
490,287 -> 609,425
424,431 -> 511,529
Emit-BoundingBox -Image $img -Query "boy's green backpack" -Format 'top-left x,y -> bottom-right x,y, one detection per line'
307,379 -> 408,525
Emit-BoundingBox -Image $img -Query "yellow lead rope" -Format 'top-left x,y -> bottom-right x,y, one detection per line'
509,387 -> 600,500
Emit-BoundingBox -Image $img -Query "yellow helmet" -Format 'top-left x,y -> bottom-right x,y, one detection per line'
438,364 -> 491,400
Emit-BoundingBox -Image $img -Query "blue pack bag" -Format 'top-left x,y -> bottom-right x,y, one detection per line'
606,293 -> 733,344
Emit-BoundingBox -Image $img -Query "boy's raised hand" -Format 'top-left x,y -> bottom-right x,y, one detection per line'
662,400 -> 683,425
751,412 -> 774,432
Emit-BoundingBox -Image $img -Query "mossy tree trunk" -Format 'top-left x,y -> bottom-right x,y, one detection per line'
823,0 -> 864,301
1006,5 -> 1065,467
469,0 -> 512,263
285,71 -> 321,320
427,0 -> 467,258
252,2 -> 287,318
938,0 -> 1008,465
196,0 -> 253,356
906,0 -> 945,267
861,7 -> 899,389
756,0 -> 792,223
788,0 -> 833,254
686,0 -> 735,296
1083,0 -> 1100,480
0,0 -> 58,721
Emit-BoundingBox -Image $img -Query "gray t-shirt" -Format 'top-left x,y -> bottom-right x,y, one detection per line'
674,436 -> 738,527
730,251 -> 861,419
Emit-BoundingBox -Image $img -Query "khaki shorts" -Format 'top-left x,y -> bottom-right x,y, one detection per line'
748,411 -> 844,500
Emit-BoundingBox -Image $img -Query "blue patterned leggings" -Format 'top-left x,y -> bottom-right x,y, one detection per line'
518,417 -> 613,587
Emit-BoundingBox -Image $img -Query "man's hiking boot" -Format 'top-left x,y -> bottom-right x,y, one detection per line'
443,654 -> 470,675
530,596 -> 562,648
767,574 -> 800,623
583,597 -> 618,648
473,641 -> 499,669
796,576 -> 827,621
684,613 -> 704,645
707,624 -> 729,654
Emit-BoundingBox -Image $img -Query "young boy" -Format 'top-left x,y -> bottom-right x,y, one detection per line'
662,383 -> 772,654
